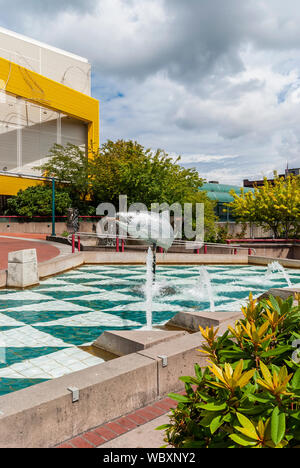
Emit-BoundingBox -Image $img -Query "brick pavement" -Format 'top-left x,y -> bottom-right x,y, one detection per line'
56,396 -> 178,448
0,235 -> 60,270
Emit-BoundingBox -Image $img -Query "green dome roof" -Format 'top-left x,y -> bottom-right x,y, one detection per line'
205,191 -> 235,203
200,182 -> 254,203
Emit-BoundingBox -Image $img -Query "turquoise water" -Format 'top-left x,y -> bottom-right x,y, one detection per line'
0,264 -> 299,396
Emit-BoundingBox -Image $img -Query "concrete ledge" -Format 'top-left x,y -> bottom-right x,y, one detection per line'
138,332 -> 206,396
0,330 -> 211,447
38,253 -> 84,279
0,353 -> 157,448
0,269 -> 6,288
93,330 -> 187,356
83,251 -> 248,265
258,287 -> 300,301
167,310 -> 242,333
0,250 -> 249,288
249,255 -> 300,269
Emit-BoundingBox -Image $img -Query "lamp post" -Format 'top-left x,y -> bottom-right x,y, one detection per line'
52,177 -> 56,237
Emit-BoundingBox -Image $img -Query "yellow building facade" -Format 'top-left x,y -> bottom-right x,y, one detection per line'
0,27 -> 99,205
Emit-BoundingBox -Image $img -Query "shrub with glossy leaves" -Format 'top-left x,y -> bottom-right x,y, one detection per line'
158,294 -> 300,448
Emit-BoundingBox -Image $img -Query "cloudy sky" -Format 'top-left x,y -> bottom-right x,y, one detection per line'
1,0 -> 300,184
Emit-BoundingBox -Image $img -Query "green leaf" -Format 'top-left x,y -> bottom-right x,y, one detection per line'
271,407 -> 286,446
292,368 -> 300,390
179,376 -> 200,385
182,439 -> 206,448
194,363 -> 202,381
236,413 -> 258,439
239,405 -> 266,416
167,393 -> 190,403
247,393 -> 274,404
155,424 -> 170,431
260,346 -> 292,358
229,433 -> 257,447
200,412 -> 216,428
197,402 -> 227,412
219,350 -> 248,360
268,295 -> 281,313
210,415 -> 223,434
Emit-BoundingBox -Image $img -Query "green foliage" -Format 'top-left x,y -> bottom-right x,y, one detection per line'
227,173 -> 300,238
158,293 -> 300,448
34,143 -> 94,215
90,139 -> 208,205
204,224 -> 229,244
235,223 -> 248,239
6,185 -> 71,217
36,140 -> 217,232
91,140 -> 217,239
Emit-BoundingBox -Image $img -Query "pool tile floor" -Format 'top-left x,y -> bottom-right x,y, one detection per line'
0,264 -> 299,396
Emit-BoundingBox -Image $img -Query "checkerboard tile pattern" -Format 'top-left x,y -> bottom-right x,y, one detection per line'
0,264 -> 299,396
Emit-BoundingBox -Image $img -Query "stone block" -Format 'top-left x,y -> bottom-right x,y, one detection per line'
7,249 -> 39,288
8,249 -> 37,264
258,288 -> 300,301
93,329 -> 187,356
7,262 -> 39,288
167,310 -> 242,333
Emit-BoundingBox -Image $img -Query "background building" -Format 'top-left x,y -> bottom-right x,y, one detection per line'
200,182 -> 254,221
0,26 -> 99,207
243,168 -> 300,188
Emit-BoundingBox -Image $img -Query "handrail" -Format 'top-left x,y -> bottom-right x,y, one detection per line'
68,232 -> 257,255
227,238 -> 300,243
0,215 -> 103,220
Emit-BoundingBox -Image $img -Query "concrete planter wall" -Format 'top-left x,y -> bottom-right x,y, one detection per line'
0,332 -> 207,448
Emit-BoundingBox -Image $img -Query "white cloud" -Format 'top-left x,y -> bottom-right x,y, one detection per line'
179,154 -> 238,164
1,0 -> 300,184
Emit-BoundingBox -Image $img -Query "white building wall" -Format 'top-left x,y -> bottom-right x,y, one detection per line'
0,26 -> 91,95
0,27 -> 90,174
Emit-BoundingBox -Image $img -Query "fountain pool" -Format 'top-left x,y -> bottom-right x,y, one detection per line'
0,263 -> 299,396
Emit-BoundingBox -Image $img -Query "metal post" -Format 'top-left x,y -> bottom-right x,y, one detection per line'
78,235 -> 81,252
121,239 -> 125,252
204,244 -> 207,254
51,178 -> 56,236
72,234 -> 75,253
152,242 -> 157,278
116,237 -> 119,252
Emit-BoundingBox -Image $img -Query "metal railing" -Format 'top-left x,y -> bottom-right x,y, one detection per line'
68,232 -> 256,255
0,215 -> 103,223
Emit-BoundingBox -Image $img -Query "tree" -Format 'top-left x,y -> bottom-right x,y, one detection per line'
6,185 -> 71,217
34,143 -> 93,214
34,140 -> 217,238
90,140 -> 216,239
228,174 -> 300,238
90,140 -> 204,206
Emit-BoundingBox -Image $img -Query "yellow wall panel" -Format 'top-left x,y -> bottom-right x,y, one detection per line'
0,56 -> 100,195
0,175 -> 44,196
